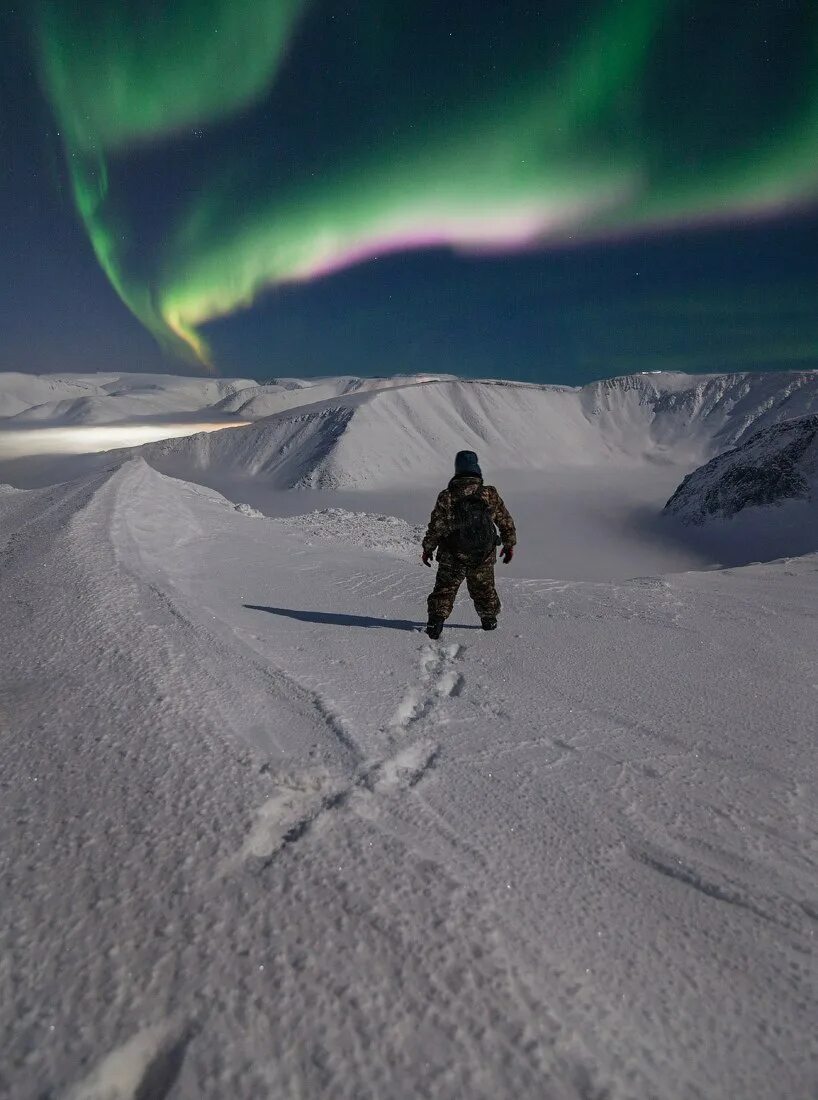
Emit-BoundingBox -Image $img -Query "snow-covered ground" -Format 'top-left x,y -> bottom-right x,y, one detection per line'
1,370 -> 817,1098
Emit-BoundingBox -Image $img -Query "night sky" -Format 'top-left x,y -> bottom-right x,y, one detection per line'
2,1 -> 818,383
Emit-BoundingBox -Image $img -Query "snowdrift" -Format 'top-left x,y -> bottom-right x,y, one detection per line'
143,371 -> 818,490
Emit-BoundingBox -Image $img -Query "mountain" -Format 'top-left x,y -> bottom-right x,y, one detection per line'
211,375 -> 455,419
143,370 -> 818,490
6,369 -> 818,487
664,414 -> 818,524
0,371 -> 256,423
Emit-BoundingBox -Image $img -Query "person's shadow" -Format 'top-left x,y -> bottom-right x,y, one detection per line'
243,605 -> 481,632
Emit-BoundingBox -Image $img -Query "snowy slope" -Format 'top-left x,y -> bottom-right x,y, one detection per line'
144,371 -> 818,490
211,374 -> 455,419
0,371 -> 257,421
0,372 -> 261,467
1,457 -> 816,1099
0,372 -> 460,471
581,370 -> 818,460
665,414 -> 818,523
4,369 -> 818,484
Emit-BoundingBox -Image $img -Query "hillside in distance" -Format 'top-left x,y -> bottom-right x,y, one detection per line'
0,371 -> 257,422
142,371 -> 818,491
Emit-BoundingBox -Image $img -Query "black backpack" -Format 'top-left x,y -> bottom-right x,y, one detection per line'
450,494 -> 497,560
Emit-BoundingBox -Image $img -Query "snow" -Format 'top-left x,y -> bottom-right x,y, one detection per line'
661,414 -> 818,565
142,370 -> 818,491
0,370 -> 257,421
665,414 -> 818,523
1,370 -> 817,1099
0,370 -> 260,466
276,507 -> 425,559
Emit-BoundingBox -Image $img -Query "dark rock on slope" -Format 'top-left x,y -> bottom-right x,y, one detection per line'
664,415 -> 818,525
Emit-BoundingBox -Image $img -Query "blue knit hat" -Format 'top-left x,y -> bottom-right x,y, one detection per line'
454,450 -> 482,478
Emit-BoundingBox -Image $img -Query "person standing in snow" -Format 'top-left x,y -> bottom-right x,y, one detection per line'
421,450 -> 516,639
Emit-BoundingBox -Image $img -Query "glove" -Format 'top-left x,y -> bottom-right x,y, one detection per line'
422,549 -> 434,567
500,545 -> 514,564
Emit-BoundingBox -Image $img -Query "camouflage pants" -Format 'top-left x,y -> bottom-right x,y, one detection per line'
427,553 -> 500,622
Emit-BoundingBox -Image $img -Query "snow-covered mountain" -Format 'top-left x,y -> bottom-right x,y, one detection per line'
5,369 -> 818,486
210,374 -> 455,419
0,370 -> 256,422
143,370 -> 818,490
664,414 -> 818,524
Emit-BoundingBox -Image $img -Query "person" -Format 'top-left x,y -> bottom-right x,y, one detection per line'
421,450 -> 516,639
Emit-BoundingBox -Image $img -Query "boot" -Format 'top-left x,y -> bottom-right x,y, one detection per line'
425,620 -> 444,640
481,616 -> 498,631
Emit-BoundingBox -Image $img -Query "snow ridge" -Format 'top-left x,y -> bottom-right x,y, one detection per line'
142,371 -> 818,490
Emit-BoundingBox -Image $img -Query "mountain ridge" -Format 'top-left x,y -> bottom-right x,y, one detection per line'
140,370 -> 818,490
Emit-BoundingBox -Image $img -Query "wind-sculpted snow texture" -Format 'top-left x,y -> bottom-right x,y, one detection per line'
1,456 -> 817,1099
276,508 -> 425,559
665,414 -> 818,524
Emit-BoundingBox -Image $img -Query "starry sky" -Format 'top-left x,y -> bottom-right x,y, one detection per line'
2,1 -> 818,383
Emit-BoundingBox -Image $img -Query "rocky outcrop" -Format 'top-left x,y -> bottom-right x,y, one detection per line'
664,415 -> 818,524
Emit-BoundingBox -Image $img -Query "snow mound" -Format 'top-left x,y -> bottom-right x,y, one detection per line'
0,372 -> 105,418
144,371 -> 818,490
277,507 -> 425,558
664,415 -> 818,524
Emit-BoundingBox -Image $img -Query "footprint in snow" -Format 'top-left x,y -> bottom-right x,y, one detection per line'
388,643 -> 464,729
371,739 -> 439,792
226,770 -> 341,869
64,1019 -> 191,1100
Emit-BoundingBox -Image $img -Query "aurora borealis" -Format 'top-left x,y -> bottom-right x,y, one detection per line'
3,2 -> 818,378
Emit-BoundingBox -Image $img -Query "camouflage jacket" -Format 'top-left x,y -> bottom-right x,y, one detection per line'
422,475 -> 517,557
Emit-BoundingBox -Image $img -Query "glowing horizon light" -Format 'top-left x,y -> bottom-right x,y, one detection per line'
0,420 -> 251,459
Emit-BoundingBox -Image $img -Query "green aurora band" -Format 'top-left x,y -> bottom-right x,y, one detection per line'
36,0 -> 818,367
37,0 -> 308,361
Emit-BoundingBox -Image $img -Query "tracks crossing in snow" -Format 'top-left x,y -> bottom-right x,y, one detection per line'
228,641 -> 465,872
225,739 -> 441,873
